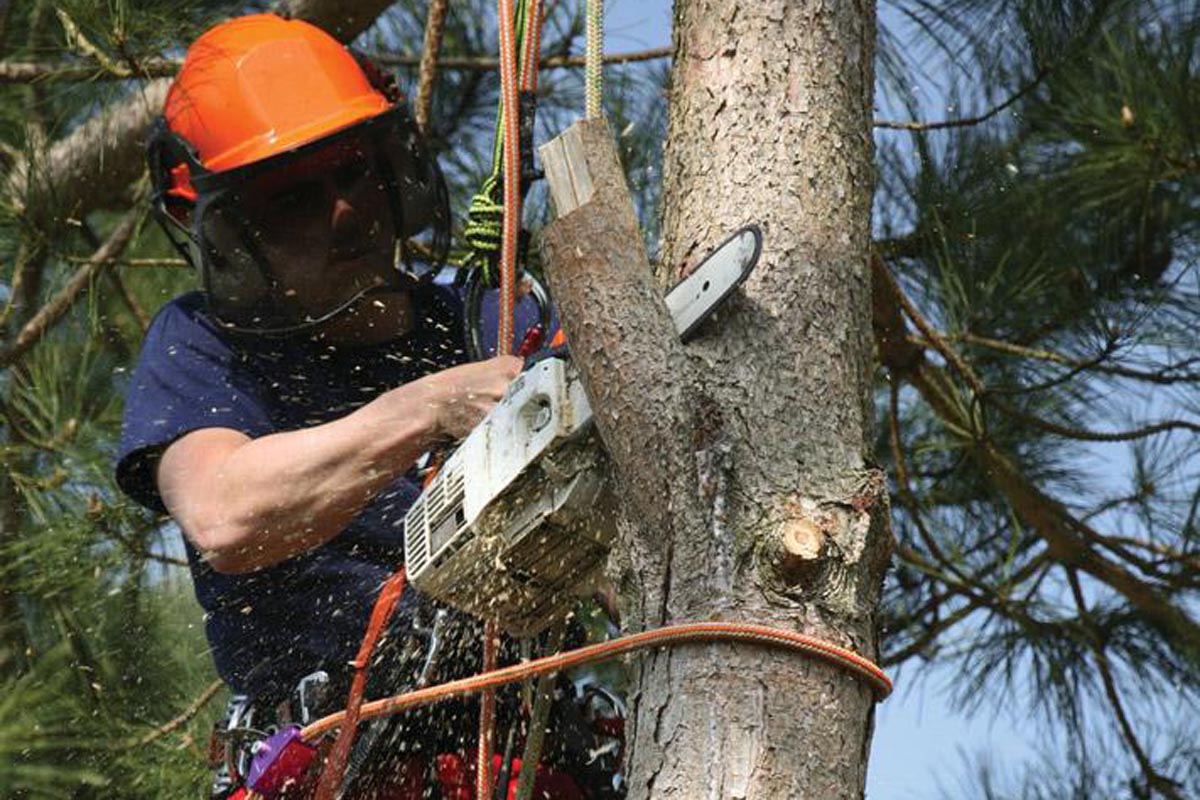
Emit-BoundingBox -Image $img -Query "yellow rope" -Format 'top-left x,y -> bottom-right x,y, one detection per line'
415,0 -> 450,134
585,0 -> 603,118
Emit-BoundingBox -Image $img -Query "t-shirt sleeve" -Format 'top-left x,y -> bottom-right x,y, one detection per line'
115,298 -> 275,513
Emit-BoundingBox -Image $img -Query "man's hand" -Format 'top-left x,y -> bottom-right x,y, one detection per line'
420,355 -> 523,440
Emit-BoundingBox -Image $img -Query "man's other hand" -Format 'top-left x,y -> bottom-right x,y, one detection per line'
422,355 -> 523,441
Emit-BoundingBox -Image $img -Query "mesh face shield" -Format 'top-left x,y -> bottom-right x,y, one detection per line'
149,107 -> 450,335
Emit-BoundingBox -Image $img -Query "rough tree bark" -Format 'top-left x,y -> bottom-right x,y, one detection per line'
540,2 -> 888,798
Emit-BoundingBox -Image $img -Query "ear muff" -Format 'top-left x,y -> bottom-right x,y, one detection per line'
147,117 -> 204,268
374,111 -> 451,267
349,49 -> 451,271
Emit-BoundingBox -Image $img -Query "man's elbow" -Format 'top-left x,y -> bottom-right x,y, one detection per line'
183,518 -> 263,575
204,546 -> 261,575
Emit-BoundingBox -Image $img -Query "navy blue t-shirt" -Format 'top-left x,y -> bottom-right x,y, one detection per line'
115,281 -> 545,700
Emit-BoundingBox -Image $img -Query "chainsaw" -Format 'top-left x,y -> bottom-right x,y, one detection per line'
404,226 -> 761,635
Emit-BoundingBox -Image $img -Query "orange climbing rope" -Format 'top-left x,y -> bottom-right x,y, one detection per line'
310,569 -> 408,800
301,621 -> 891,746
496,0 -> 521,355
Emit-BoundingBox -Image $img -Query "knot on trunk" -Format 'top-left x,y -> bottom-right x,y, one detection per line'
758,469 -> 893,614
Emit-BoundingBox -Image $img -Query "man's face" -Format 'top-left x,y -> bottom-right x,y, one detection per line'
236,138 -> 398,324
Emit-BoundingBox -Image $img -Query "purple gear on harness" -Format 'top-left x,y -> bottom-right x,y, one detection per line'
247,726 -> 319,797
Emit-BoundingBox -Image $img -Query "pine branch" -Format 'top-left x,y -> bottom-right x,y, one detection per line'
54,8 -> 132,78
957,333 -> 1200,386
4,81 -> 168,225
985,396 -> 1200,443
872,255 -> 1200,664
279,0 -> 404,42
0,46 -> 675,85
64,256 -> 188,268
886,265 -> 1199,443
1065,568 -> 1186,800
0,57 -> 178,83
0,238 -> 48,331
121,679 -> 223,749
101,522 -> 187,569
874,67 -> 1051,131
0,206 -> 141,369
105,270 -> 149,333
883,595 -> 979,666
879,258 -> 987,397
1091,534 -> 1200,573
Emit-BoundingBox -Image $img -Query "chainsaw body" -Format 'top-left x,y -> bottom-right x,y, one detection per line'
404,357 -> 617,635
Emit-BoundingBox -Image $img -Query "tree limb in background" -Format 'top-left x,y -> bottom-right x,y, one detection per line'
874,67 -> 1051,131
0,46 -> 676,85
958,332 -> 1200,385
1065,567 -> 1186,800
278,0 -> 399,43
4,80 -> 167,224
122,679 -> 224,748
872,254 -> 1200,665
0,57 -> 177,84
0,206 -> 141,369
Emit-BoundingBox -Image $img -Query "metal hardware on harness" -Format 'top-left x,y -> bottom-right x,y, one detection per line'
212,693 -> 266,794
296,671 -> 330,726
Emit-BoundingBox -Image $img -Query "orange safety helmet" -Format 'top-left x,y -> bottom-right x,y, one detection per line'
148,13 -> 449,334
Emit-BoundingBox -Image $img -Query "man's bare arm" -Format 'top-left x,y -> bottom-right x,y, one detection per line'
157,356 -> 522,574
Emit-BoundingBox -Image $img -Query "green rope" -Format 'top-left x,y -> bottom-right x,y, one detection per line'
462,0 -> 534,282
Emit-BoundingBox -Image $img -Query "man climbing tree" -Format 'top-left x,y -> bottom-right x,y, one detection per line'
116,13 -> 611,800
115,2 -> 892,798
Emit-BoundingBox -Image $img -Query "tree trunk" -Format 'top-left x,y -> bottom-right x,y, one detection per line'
542,1 -> 886,798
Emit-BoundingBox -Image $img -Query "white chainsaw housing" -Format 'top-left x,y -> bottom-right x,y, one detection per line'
403,358 -> 617,635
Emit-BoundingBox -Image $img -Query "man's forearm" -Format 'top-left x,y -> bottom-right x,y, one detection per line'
160,384 -> 439,574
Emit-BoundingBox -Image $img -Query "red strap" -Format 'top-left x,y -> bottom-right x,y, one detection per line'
312,568 -> 408,800
515,324 -> 545,358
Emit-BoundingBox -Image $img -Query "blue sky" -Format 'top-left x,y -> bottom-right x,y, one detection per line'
599,1 -> 1040,795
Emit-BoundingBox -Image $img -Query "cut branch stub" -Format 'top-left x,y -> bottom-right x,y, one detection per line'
539,119 -> 701,626
761,472 -> 894,613
540,121 -> 600,216
777,513 -> 828,582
